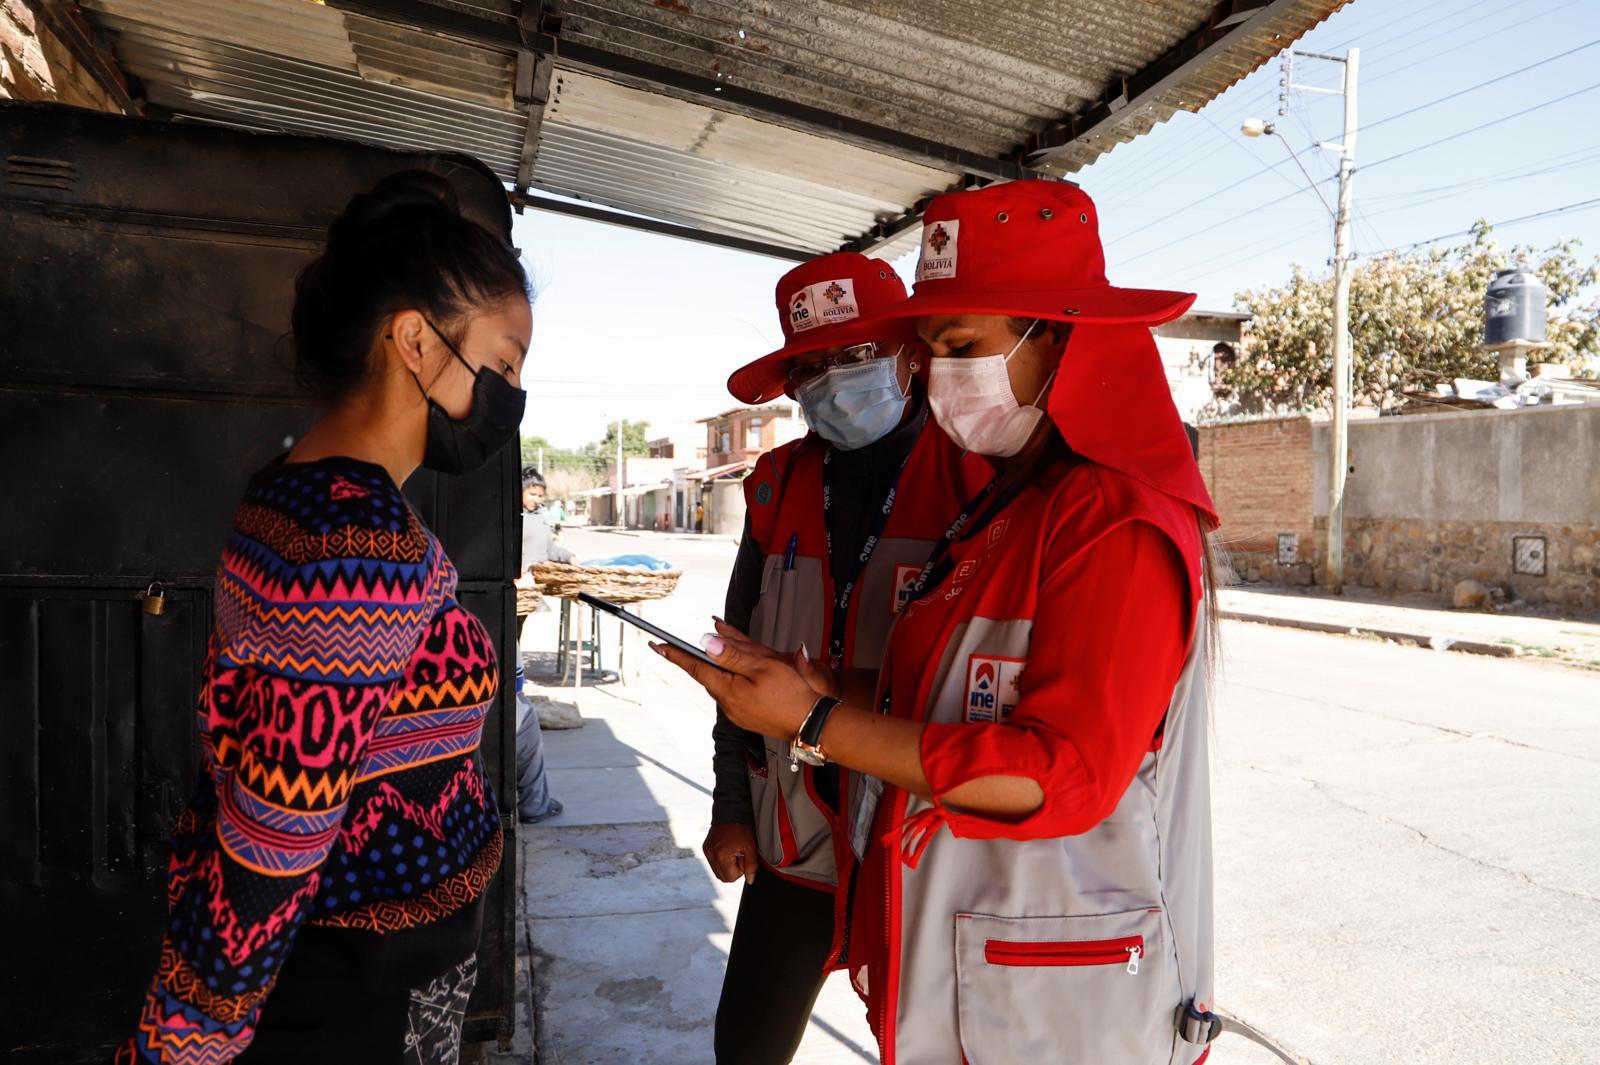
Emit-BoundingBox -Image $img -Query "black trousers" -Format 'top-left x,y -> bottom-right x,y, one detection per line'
715,869 -> 837,1065
238,898 -> 483,1064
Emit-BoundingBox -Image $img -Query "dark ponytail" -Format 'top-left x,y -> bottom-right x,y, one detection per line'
291,169 -> 530,400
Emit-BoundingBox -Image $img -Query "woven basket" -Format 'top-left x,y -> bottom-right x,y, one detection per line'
515,586 -> 544,615
532,562 -> 682,604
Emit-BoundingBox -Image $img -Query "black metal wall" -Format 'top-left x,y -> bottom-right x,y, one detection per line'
0,103 -> 520,1059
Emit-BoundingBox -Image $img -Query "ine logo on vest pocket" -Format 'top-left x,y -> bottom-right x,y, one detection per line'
965,654 -> 1025,723
892,563 -> 922,613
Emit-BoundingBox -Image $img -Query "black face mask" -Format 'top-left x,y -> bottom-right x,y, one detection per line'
412,318 -> 527,476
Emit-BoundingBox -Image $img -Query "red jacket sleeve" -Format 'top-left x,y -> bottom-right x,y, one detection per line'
918,519 -> 1192,840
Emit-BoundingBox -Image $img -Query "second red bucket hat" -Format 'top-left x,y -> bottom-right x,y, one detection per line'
727,252 -> 918,405
882,180 -> 1195,327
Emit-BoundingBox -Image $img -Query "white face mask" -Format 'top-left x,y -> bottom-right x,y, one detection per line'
927,323 -> 1058,458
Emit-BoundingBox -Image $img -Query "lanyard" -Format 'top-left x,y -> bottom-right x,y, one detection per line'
902,472 -> 1031,606
820,413 -> 924,668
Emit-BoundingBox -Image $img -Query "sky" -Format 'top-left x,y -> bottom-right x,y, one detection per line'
511,0 -> 1600,449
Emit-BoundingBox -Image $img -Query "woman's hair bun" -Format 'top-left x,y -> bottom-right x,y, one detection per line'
328,169 -> 461,247
291,168 -> 529,402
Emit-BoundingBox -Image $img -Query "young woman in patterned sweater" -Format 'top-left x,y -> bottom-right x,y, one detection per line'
119,171 -> 532,1064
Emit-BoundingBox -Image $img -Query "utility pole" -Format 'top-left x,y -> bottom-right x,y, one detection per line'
1247,47 -> 1359,593
615,417 -> 624,527
1327,47 -> 1358,594
537,445 -> 544,476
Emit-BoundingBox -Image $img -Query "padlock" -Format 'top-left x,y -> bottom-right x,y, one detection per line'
141,581 -> 167,616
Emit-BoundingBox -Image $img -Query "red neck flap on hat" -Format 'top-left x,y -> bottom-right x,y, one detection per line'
1048,324 -> 1218,528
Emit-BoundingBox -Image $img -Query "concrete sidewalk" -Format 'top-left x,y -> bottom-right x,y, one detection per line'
1221,585 -> 1600,669
504,530 -> 875,1064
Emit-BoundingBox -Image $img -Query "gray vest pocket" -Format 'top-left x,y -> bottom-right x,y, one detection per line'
954,909 -> 1174,1064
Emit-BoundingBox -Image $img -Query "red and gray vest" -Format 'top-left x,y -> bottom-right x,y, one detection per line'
741,421 -> 988,902
851,464 -> 1216,1064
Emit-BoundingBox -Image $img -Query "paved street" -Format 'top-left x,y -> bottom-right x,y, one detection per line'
514,529 -> 1600,1065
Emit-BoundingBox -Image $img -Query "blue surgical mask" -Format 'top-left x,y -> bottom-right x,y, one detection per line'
795,357 -> 909,451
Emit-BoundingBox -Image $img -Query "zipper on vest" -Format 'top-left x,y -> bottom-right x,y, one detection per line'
983,934 -> 1145,973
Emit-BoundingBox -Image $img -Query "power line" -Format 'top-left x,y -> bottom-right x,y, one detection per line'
1097,1 -> 1586,209
1362,145 -> 1600,205
1360,80 -> 1600,171
1365,0 -> 1590,85
1355,39 -> 1600,136
1116,81 -> 1600,266
1358,197 -> 1600,257
1087,86 -> 1280,198
1316,0 -> 1498,55
1116,178 -> 1323,266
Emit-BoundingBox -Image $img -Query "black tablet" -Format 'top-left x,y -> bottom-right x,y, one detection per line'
578,592 -> 728,671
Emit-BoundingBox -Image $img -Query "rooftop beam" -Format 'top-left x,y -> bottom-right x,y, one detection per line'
1026,0 -> 1304,167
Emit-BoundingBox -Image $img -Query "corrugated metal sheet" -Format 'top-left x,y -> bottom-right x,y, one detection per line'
83,0 -> 526,171
556,0 -> 1346,172
533,70 -> 955,252
78,0 -> 1348,254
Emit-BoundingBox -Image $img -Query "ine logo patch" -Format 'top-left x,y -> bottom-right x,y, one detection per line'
892,563 -> 922,614
964,654 -> 1026,723
788,278 -> 860,332
917,219 -> 959,281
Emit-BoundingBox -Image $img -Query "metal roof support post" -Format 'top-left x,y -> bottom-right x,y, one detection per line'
512,2 -> 560,204
512,51 -> 555,201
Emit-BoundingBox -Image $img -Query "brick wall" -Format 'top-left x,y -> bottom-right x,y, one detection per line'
1,1 -> 130,112
1197,415 -> 1318,585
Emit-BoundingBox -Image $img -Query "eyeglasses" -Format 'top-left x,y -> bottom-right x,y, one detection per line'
786,342 -> 885,388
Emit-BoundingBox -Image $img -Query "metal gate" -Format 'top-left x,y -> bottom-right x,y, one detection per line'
0,103 -> 520,1059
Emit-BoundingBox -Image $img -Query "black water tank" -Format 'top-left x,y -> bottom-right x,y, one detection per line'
1484,268 -> 1547,344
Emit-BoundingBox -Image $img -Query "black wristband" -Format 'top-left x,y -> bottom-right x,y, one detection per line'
799,695 -> 842,749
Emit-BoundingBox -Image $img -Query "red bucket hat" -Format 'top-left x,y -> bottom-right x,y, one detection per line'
727,252 -> 919,405
866,181 -> 1216,528
881,180 -> 1194,326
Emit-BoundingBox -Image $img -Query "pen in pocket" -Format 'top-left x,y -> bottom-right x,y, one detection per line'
784,532 -> 798,572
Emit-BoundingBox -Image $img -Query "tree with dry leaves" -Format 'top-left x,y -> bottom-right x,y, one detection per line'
1220,222 -> 1600,414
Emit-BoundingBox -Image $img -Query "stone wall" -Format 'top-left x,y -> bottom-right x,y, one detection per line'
1196,415 -> 1318,586
1199,404 -> 1600,611
1337,516 -> 1599,612
1,1 -> 131,112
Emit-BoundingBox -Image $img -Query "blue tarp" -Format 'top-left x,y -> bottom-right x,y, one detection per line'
581,554 -> 674,571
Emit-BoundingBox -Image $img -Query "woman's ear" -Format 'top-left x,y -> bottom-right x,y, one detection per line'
387,309 -> 428,375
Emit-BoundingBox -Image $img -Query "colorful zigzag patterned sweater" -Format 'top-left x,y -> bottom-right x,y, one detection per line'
119,457 -> 503,1063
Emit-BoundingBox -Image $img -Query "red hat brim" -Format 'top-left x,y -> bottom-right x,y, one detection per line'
727,314 -> 921,405
872,282 -> 1196,329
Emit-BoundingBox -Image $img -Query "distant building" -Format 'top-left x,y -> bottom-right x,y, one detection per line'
646,423 -> 708,466
692,403 -> 804,535
1151,310 -> 1250,422
700,403 -> 803,470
